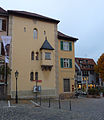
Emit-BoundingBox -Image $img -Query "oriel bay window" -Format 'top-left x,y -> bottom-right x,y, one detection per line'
60,58 -> 72,68
60,41 -> 72,51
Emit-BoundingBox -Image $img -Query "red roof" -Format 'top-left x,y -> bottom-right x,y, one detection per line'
75,57 -> 96,71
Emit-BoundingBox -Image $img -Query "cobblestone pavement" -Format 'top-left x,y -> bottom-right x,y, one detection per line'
0,98 -> 104,120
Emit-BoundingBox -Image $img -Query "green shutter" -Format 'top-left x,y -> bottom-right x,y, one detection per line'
60,41 -> 63,50
69,59 -> 72,68
60,58 -> 63,68
69,42 -> 72,51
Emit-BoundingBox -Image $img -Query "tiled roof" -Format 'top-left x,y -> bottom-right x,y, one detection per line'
58,31 -> 78,41
0,7 -> 8,16
8,10 -> 60,23
75,57 -> 96,71
40,40 -> 54,50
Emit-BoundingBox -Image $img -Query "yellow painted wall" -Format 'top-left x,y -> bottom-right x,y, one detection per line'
9,16 -> 57,97
58,39 -> 75,94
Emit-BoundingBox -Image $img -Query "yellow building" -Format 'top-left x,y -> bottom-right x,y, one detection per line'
0,9 -> 78,99
58,32 -> 78,97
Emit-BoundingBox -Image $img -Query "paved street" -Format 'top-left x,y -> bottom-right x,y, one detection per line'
0,98 -> 104,120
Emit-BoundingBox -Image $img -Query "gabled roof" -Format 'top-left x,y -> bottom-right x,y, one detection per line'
75,57 -> 96,71
40,40 -> 54,50
0,7 -> 8,16
58,31 -> 78,41
8,10 -> 60,24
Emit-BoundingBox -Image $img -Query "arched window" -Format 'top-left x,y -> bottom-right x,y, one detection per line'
30,72 -> 34,81
31,51 -> 34,60
35,52 -> 39,60
33,28 -> 38,39
35,72 -> 38,80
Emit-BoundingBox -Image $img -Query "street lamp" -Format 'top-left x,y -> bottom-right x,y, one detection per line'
15,70 -> 19,103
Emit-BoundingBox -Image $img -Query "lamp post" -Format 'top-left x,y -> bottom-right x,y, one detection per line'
15,70 -> 19,103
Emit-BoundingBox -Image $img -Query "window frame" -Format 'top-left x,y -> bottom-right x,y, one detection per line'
63,79 -> 70,92
33,28 -> 38,39
30,72 -> 34,81
31,51 -> 34,60
45,52 -> 51,60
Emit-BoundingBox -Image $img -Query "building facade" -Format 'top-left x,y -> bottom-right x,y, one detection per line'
58,32 -> 77,96
75,58 -> 96,90
0,7 -> 8,97
0,7 -> 78,98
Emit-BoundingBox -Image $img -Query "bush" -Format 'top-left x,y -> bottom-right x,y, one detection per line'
88,88 -> 100,95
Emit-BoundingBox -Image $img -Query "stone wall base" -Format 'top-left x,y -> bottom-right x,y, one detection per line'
10,89 -> 57,99
59,92 -> 74,100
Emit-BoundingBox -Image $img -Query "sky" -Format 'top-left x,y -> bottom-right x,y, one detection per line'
0,0 -> 104,62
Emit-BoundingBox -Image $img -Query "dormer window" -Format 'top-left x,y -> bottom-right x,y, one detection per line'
0,19 -> 6,31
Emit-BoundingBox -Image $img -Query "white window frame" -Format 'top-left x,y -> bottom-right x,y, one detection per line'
63,58 -> 69,68
45,52 -> 51,60
63,41 -> 69,51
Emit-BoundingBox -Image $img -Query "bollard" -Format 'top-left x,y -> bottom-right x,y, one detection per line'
59,97 -> 61,109
40,97 -> 41,106
49,98 -> 50,108
70,100 -> 71,111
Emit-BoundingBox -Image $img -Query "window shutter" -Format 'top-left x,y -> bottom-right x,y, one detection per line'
60,58 -> 63,68
60,41 -> 63,50
69,42 -> 72,51
2,19 -> 6,31
69,59 -> 72,68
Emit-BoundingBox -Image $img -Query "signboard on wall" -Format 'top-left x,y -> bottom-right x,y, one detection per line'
33,86 -> 41,92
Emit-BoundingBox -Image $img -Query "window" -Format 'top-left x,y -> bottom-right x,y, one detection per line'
0,42 -> 5,56
0,42 -> 1,55
30,72 -> 34,81
35,52 -> 39,60
60,58 -> 72,68
44,30 -> 46,35
35,72 -> 38,80
31,51 -> 34,60
0,19 -> 6,31
63,41 -> 69,51
33,28 -> 38,39
45,52 -> 51,60
64,79 -> 70,92
24,27 -> 26,32
60,41 -> 72,51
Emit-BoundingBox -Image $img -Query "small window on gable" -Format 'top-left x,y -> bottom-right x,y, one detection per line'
30,72 -> 34,81
31,51 -> 34,60
33,28 -> 38,39
24,27 -> 26,32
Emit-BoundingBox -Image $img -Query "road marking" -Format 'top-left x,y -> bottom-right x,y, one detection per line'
30,100 -> 40,107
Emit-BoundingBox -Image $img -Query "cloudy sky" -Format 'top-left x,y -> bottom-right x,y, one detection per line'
1,0 -> 104,62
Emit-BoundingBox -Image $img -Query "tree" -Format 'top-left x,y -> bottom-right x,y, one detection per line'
95,53 -> 104,82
